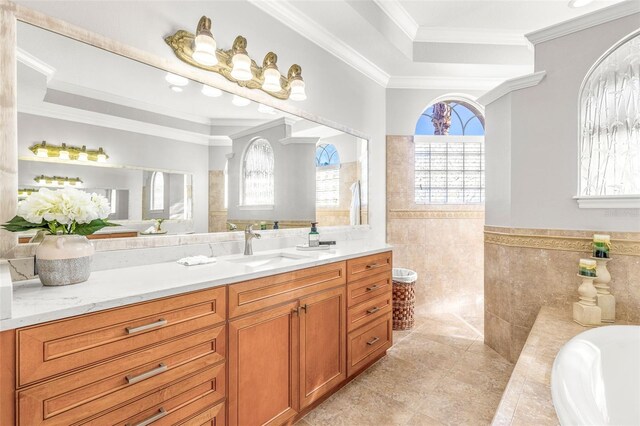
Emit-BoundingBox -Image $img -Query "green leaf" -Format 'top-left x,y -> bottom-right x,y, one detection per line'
73,219 -> 121,236
1,216 -> 47,233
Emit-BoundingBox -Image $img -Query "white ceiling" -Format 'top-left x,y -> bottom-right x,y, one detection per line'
251,0 -> 627,88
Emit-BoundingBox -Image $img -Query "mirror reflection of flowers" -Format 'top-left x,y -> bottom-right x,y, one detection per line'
2,187 -> 119,235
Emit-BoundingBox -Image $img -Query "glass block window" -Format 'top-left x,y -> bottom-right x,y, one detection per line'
415,136 -> 485,204
415,101 -> 485,136
242,138 -> 274,206
316,144 -> 340,207
579,31 -> 640,197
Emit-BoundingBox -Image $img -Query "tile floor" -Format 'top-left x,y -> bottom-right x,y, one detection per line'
297,310 -> 514,426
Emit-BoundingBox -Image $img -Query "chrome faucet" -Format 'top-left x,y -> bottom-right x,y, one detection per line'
244,225 -> 261,255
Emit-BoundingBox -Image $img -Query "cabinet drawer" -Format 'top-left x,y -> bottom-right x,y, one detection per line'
229,262 -> 345,318
347,315 -> 392,377
179,401 -> 225,426
347,293 -> 392,333
347,272 -> 392,308
18,325 -> 225,426
18,287 -> 225,387
83,362 -> 225,425
346,252 -> 392,282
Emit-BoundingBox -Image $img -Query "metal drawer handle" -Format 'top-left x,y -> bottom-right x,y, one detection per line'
126,319 -> 167,334
366,336 -> 380,346
128,408 -> 167,426
126,363 -> 167,385
366,306 -> 380,314
300,304 -> 308,312
365,284 -> 379,292
365,263 -> 380,270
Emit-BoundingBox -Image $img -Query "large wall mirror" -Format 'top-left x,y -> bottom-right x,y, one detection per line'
15,21 -> 368,242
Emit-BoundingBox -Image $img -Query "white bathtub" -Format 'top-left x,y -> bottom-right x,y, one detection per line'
551,325 -> 640,426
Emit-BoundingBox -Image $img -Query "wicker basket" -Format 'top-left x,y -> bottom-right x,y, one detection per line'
392,276 -> 416,330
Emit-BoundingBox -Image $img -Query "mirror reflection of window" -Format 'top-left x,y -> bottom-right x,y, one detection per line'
316,144 -> 340,207
109,190 -> 117,215
242,138 -> 274,206
150,171 -> 165,211
224,160 -> 228,210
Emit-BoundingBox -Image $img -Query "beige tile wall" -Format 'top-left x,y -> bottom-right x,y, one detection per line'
386,136 -> 486,318
208,170 -> 227,233
485,227 -> 640,362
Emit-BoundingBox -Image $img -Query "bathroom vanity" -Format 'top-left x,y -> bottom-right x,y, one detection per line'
0,246 -> 392,425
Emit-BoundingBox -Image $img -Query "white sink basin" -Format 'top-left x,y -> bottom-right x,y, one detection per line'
224,252 -> 310,270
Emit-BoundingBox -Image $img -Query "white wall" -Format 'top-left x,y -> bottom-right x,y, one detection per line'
485,12 -> 640,231
16,1 -> 387,241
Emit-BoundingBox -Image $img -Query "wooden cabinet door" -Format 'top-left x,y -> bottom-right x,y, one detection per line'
298,286 -> 346,409
228,301 -> 299,426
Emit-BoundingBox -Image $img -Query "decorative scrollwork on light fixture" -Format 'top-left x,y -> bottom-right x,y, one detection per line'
164,16 -> 307,101
29,141 -> 108,163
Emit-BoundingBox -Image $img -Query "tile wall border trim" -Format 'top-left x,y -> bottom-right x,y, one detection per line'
484,230 -> 640,257
389,210 -> 485,219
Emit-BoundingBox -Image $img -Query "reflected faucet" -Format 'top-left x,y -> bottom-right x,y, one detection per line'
244,225 -> 261,255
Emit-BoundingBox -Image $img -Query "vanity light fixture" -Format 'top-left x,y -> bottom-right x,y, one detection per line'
165,16 -> 307,101
232,94 -> 251,107
201,84 -> 222,97
18,188 -> 37,198
29,142 -> 109,162
34,175 -> 83,187
192,16 -> 218,66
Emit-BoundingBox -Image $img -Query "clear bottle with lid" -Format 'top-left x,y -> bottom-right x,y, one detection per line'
309,222 -> 320,247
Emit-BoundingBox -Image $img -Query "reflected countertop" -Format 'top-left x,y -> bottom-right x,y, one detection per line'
1,240 -> 392,330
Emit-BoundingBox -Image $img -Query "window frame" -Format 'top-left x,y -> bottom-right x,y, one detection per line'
149,171 -> 165,212
575,28 -> 640,209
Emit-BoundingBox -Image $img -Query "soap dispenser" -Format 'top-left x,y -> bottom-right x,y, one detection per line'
309,222 -> 320,247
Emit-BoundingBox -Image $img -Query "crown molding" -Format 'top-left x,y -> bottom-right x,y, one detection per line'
16,47 -> 56,81
248,0 -> 390,87
415,27 -> 530,47
229,117 -> 296,141
279,136 -> 320,145
477,71 -> 546,106
387,75 -> 503,91
372,0 -> 419,40
526,0 -> 640,45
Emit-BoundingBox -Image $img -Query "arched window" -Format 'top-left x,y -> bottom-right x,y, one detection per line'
224,160 -> 228,210
578,30 -> 640,205
242,138 -> 274,206
150,171 -> 164,210
316,143 -> 340,207
414,98 -> 485,204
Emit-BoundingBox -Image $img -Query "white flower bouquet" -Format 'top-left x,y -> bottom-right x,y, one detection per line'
2,187 -> 119,235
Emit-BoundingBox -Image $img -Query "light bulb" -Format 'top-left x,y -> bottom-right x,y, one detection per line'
36,145 -> 48,157
170,85 -> 183,93
59,144 -> 70,160
38,177 -> 46,185
78,151 -> 88,161
97,148 -> 107,163
231,53 -> 252,81
201,84 -> 222,97
289,78 -> 307,101
262,67 -> 282,92
193,34 -> 218,66
232,95 -> 251,107
192,16 -> 218,66
165,73 -> 189,87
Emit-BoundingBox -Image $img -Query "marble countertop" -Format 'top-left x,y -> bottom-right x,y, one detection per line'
2,241 -> 392,330
492,307 -> 634,425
